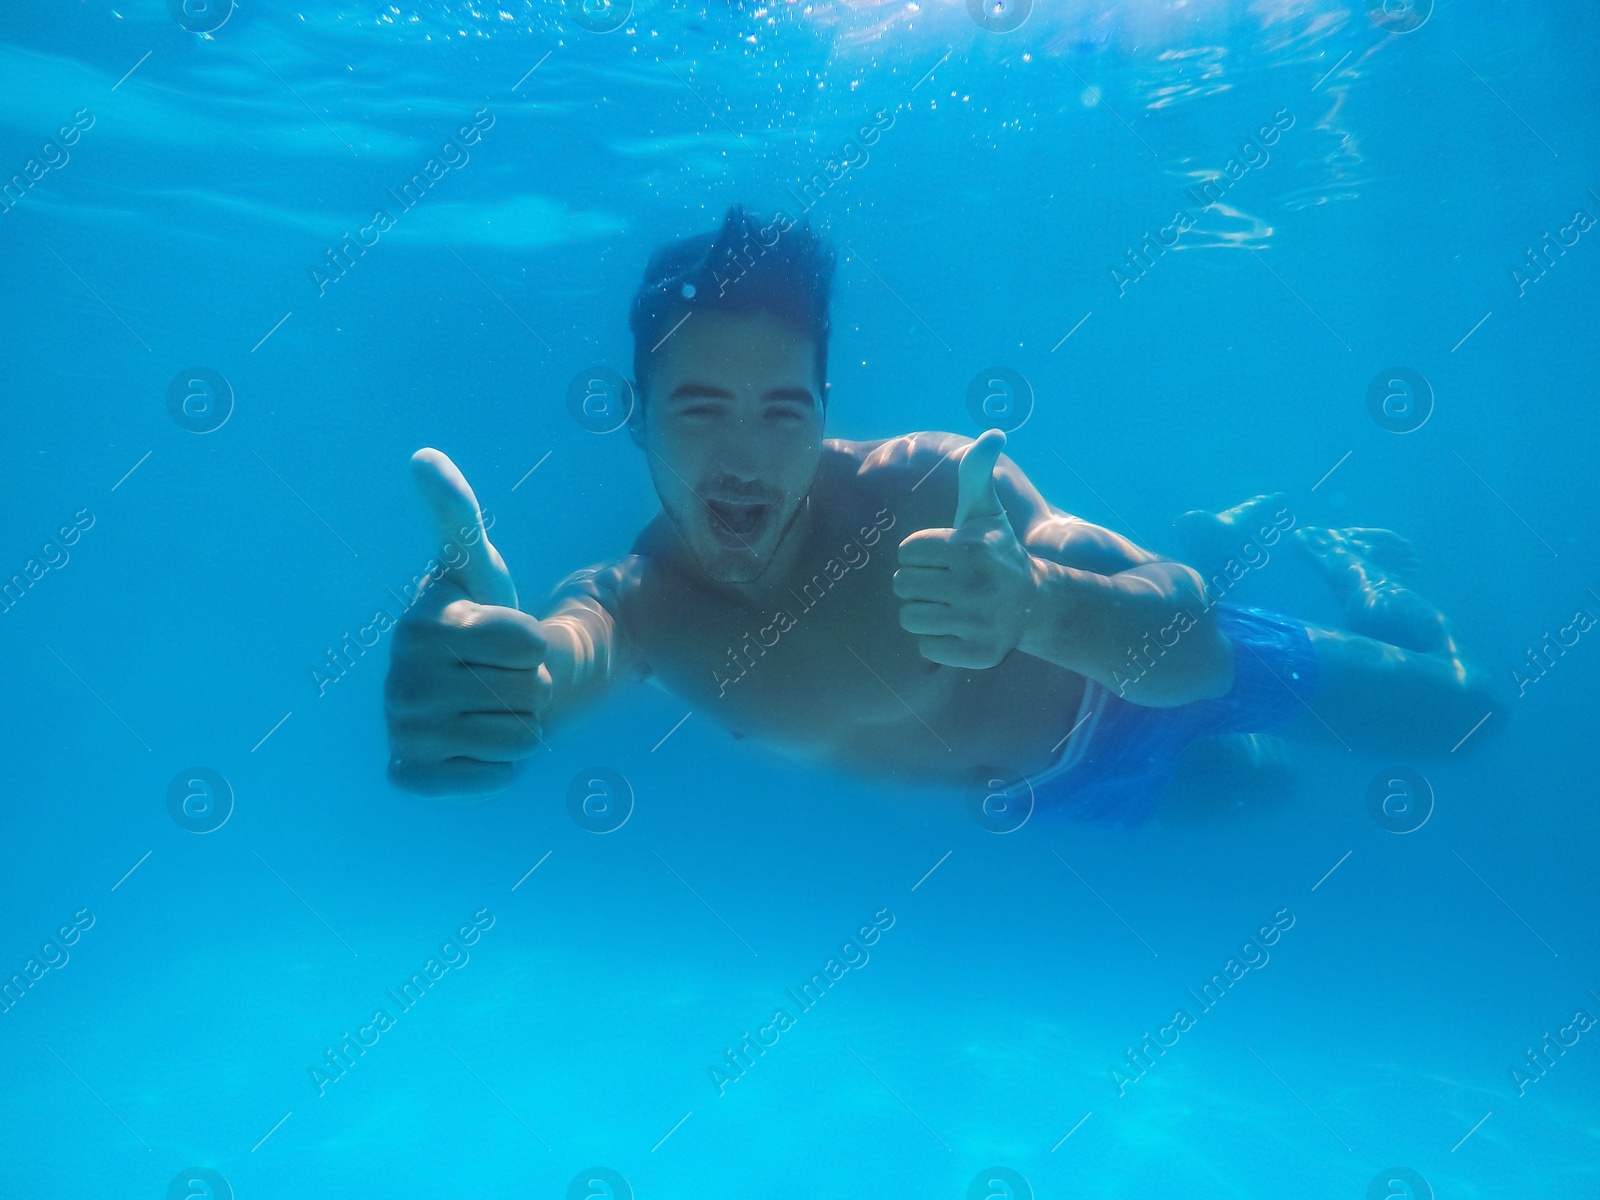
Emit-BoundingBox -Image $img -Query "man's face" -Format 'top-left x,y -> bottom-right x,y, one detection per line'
633,309 -> 824,584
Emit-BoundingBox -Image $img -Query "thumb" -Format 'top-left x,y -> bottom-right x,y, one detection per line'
409,448 -> 518,609
954,429 -> 1007,528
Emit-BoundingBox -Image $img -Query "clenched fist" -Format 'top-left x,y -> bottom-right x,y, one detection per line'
385,448 -> 551,798
893,430 -> 1039,669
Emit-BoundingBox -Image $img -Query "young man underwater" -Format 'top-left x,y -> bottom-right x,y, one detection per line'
383,206 -> 1497,825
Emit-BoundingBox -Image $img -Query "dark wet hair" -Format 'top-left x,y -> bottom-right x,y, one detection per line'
629,205 -> 834,403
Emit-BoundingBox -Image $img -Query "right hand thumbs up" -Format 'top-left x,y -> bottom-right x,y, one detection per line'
409,447 -> 518,609
387,448 -> 548,799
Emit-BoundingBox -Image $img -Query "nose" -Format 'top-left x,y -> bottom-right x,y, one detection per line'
710,430 -> 764,485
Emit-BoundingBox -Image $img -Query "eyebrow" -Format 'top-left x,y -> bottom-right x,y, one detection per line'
764,387 -> 818,406
665,384 -> 818,405
666,384 -> 734,403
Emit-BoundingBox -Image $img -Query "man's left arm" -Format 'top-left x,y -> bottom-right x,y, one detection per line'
893,430 -> 1233,707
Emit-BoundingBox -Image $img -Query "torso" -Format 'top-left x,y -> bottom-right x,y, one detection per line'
608,435 -> 1087,785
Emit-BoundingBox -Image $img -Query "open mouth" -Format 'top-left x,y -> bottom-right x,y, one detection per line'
704,498 -> 772,549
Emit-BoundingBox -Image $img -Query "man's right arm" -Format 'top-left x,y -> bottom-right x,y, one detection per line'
534,561 -> 647,719
385,571 -> 640,799
382,449 -> 641,800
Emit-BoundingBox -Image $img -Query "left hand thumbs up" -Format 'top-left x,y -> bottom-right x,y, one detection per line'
895,430 -> 1038,669
953,428 -> 1008,528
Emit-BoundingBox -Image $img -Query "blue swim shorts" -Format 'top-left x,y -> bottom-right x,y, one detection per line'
1027,604 -> 1320,828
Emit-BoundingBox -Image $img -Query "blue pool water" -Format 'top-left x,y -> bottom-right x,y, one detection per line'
2,1 -> 1598,1196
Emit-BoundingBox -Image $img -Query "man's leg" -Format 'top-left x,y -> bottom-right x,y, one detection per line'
1288,527 -> 1502,755
1168,498 -> 1501,773
1171,492 -> 1290,582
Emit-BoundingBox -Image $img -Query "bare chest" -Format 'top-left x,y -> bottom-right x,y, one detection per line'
631,528 -> 950,747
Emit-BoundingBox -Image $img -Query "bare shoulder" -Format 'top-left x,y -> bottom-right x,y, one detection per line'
824,431 -> 1159,572
825,431 -> 972,480
541,553 -> 649,617
820,432 -> 972,527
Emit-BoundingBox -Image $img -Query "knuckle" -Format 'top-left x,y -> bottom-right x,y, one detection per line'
383,665 -> 431,714
440,596 -> 487,629
470,715 -> 539,758
507,720 -> 544,755
504,619 -> 545,657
